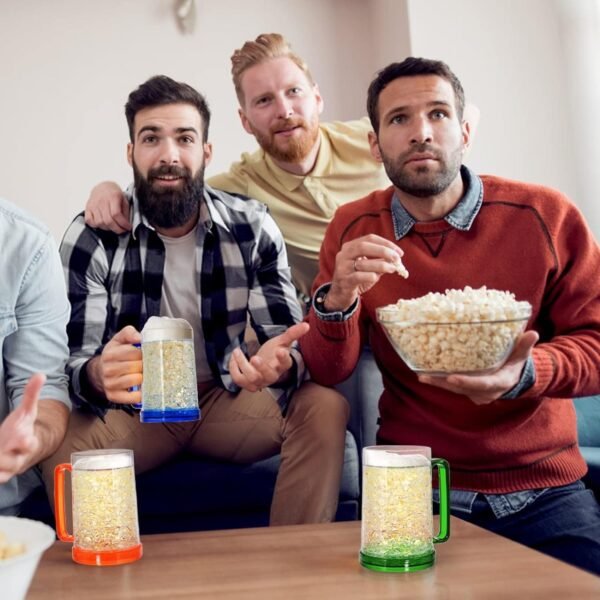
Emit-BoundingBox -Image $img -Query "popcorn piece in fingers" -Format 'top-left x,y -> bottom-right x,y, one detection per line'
394,258 -> 409,279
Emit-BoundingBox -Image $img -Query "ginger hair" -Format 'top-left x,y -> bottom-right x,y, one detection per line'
231,33 -> 315,105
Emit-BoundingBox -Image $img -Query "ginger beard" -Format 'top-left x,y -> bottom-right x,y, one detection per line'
249,114 -> 319,163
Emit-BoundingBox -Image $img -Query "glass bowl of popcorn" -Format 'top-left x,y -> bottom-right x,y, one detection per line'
376,287 -> 532,375
0,516 -> 55,600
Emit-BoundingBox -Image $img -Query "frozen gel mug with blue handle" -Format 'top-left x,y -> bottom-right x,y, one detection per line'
140,316 -> 200,423
360,445 -> 450,572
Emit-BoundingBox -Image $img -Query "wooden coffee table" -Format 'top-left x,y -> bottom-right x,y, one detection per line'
28,518 -> 600,599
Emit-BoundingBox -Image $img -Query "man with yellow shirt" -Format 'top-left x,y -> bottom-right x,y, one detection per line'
207,118 -> 385,299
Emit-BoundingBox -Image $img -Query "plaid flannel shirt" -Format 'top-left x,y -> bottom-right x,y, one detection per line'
60,184 -> 305,417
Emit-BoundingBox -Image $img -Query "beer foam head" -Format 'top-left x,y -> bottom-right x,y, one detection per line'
363,446 -> 431,468
141,316 -> 193,342
73,450 -> 133,470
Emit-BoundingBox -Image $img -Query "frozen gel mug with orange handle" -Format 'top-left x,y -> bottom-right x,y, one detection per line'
360,445 -> 450,572
54,449 -> 143,566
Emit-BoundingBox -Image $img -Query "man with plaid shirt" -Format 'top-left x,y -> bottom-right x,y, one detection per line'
41,75 -> 348,526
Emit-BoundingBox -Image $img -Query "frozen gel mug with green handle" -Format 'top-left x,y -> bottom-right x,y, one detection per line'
360,445 -> 450,572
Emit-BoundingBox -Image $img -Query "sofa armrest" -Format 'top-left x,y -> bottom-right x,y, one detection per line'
574,396 -> 600,447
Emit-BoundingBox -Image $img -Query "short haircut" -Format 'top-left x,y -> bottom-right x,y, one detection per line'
230,33 -> 315,105
125,75 -> 211,142
367,57 -> 465,133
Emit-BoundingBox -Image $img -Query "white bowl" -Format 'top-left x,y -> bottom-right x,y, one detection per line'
0,516 -> 55,600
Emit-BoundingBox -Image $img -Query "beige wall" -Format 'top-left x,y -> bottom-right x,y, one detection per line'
408,0 -> 576,199
406,0 -> 600,239
0,0 -> 385,240
1,0 -> 597,241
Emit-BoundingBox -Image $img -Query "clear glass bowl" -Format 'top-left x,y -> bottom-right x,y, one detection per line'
376,307 -> 531,376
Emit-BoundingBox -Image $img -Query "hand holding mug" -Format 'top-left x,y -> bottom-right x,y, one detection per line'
88,326 -> 142,404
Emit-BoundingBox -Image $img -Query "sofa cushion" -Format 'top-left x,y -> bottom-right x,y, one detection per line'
20,431 -> 359,534
574,396 -> 600,447
136,431 -> 359,517
574,396 -> 600,498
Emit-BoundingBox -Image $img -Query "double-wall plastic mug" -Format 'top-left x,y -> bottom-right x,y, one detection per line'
54,449 -> 143,566
360,445 -> 450,572
140,316 -> 200,423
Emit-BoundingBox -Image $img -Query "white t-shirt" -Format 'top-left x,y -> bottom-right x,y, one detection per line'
157,225 -> 214,383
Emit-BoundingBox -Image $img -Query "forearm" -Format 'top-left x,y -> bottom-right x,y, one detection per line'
524,333 -> 600,399
83,356 -> 105,396
302,308 -> 363,385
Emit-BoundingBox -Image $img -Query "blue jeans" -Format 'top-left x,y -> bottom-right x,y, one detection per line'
435,481 -> 600,575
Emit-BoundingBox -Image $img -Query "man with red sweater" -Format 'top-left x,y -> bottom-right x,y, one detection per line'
301,57 -> 600,574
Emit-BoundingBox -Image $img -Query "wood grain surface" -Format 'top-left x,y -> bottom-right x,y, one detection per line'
27,518 -> 600,599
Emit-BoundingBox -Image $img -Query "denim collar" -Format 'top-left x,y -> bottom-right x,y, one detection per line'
391,165 -> 483,240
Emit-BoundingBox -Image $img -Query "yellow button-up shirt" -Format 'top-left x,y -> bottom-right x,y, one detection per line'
208,118 -> 389,297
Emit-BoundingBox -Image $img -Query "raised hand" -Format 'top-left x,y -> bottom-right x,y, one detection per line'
0,373 -> 45,482
229,322 -> 310,392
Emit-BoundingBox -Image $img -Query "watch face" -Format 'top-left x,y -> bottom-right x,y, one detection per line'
315,290 -> 327,306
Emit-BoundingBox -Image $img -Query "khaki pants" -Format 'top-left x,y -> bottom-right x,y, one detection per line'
41,382 -> 349,526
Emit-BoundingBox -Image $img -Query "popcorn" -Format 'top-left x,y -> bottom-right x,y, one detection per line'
393,258 -> 409,279
377,286 -> 532,374
0,532 -> 26,560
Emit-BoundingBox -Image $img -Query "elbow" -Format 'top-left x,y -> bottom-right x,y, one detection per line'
304,356 -> 355,387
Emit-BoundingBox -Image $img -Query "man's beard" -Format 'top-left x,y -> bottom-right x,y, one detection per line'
251,115 -> 319,163
134,162 -> 204,229
381,143 -> 463,198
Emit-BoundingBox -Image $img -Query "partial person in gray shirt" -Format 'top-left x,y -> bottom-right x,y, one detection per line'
0,197 -> 70,515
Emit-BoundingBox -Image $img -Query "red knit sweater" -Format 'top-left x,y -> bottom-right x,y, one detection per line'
302,175 -> 600,493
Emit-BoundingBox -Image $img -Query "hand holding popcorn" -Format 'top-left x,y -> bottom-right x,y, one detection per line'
419,329 -> 539,404
324,234 -> 407,312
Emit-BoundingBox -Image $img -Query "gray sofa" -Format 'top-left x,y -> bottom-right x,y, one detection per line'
574,396 -> 600,499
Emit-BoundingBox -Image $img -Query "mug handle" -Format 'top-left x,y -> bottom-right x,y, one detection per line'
54,463 -> 74,543
128,343 -> 142,408
432,458 -> 450,543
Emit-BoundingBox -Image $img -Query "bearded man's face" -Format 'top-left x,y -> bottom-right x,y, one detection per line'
128,102 -> 210,228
